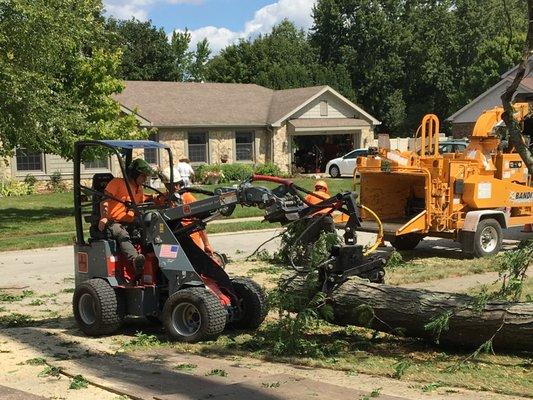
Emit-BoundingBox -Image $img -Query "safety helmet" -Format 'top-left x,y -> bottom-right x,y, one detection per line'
315,180 -> 328,192
128,158 -> 155,177
160,166 -> 182,183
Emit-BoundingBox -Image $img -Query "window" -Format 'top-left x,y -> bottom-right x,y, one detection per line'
144,134 -> 159,165
16,149 -> 43,171
236,132 -> 254,161
188,132 -> 208,163
84,156 -> 109,170
320,100 -> 328,117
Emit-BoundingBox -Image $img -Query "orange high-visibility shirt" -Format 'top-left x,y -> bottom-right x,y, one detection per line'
181,192 -> 205,250
304,190 -> 332,215
104,178 -> 145,223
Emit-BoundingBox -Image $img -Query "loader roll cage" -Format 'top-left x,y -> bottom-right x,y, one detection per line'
73,140 -> 174,245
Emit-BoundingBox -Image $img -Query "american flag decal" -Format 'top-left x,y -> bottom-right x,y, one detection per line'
159,244 -> 179,259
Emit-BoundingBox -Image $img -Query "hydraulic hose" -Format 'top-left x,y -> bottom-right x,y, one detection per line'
360,204 -> 383,256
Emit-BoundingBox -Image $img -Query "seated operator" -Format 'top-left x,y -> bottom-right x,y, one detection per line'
160,167 -> 215,257
98,159 -> 155,279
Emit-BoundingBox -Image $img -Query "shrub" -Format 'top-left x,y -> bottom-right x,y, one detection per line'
193,163 -> 253,184
220,163 -> 253,182
23,174 -> 37,194
0,179 -> 33,197
47,171 -> 67,193
254,162 -> 284,177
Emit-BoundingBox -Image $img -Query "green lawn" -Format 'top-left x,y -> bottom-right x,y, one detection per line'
0,177 -> 350,251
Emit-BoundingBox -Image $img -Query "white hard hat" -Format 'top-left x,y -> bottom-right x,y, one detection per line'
162,166 -> 181,183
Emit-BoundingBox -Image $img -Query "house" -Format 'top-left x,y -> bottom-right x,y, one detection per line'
0,82 -> 379,181
447,65 -> 533,137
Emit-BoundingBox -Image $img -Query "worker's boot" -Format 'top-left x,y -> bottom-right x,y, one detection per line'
133,254 -> 145,282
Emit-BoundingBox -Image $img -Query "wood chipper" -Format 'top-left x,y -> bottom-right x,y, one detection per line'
354,109 -> 533,257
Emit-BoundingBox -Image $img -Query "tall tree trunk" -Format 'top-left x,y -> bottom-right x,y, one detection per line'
500,0 -> 533,174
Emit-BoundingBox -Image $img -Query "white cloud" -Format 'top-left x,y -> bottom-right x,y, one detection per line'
104,0 -> 203,21
174,0 -> 318,54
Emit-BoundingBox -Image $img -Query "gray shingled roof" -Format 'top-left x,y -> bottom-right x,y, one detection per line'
114,81 -> 336,127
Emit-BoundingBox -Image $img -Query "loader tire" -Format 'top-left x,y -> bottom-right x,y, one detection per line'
73,279 -> 124,336
391,233 -> 423,251
472,218 -> 502,258
228,277 -> 268,330
163,287 -> 226,342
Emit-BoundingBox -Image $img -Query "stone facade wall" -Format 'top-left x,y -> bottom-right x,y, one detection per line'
209,130 -> 234,164
272,124 -> 290,173
158,128 -> 270,167
360,127 -> 375,148
255,129 -> 268,164
158,129 -> 187,169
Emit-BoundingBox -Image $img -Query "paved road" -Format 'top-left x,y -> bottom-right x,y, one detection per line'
0,227 -> 527,289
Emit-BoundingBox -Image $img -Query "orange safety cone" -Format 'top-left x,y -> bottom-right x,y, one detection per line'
522,224 -> 532,233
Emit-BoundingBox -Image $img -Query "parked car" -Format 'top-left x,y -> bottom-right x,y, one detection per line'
325,148 -> 369,178
438,140 -> 468,153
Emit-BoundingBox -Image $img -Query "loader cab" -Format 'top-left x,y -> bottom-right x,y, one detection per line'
72,140 -> 268,342
73,140 -> 174,245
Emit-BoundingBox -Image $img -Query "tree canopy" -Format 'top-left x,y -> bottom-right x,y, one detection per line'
106,18 -> 176,81
0,0 -> 142,158
206,1 -> 526,134
206,20 -> 355,100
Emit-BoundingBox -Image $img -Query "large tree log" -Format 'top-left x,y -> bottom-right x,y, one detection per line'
279,274 -> 533,351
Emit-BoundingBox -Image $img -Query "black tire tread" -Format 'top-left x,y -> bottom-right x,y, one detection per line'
329,165 -> 340,178
473,218 -> 502,258
73,278 -> 123,336
229,277 -> 268,330
163,287 -> 226,342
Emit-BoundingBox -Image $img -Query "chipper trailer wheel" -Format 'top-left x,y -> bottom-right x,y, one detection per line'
73,278 -> 124,336
162,287 -> 226,342
227,277 -> 268,330
472,218 -> 502,258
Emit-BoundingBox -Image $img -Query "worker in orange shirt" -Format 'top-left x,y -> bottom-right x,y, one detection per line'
304,180 -> 333,215
159,168 -> 214,256
301,180 -> 336,244
98,159 -> 154,278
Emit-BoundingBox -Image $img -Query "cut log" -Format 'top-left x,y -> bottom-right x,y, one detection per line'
279,274 -> 533,351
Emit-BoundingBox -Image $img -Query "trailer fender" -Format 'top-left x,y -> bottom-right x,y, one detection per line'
462,210 -> 507,232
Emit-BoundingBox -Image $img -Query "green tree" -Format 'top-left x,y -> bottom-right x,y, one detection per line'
0,0 -> 142,159
310,0 -> 527,134
107,18 -> 175,81
170,30 -> 193,81
206,20 -> 355,100
190,38 -> 211,82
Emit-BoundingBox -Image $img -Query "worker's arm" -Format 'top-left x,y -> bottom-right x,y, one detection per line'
98,198 -> 109,231
200,230 -> 213,255
99,180 -> 117,231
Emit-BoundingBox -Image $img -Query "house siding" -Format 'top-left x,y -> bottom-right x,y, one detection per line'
294,92 -> 360,119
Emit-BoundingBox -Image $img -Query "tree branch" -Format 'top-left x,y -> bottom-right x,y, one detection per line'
500,0 -> 533,174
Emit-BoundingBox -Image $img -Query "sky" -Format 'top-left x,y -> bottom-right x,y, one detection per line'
103,0 -> 318,53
